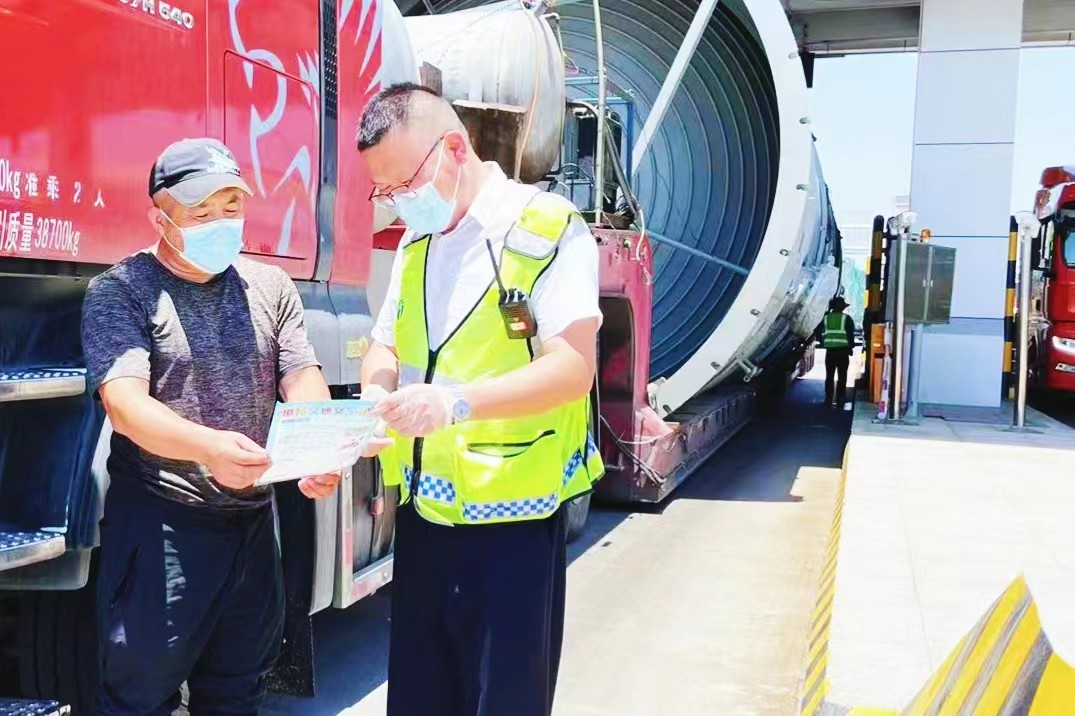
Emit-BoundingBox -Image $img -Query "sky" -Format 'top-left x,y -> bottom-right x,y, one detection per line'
807,46 -> 1075,242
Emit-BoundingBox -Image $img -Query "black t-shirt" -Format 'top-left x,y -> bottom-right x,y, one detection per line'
82,252 -> 320,509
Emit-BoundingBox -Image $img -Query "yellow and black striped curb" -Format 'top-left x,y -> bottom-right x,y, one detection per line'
800,447 -> 856,716
799,449 -> 892,716
799,444 -> 1075,714
902,574 -> 1075,715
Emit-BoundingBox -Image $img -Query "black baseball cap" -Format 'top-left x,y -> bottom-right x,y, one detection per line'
149,138 -> 253,206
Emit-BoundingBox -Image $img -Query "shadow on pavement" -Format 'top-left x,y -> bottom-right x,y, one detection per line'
263,502 -> 633,715
261,591 -> 392,715
651,374 -> 852,507
262,373 -> 851,715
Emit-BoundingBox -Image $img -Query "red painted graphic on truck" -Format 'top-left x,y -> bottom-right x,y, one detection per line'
0,0 -> 383,284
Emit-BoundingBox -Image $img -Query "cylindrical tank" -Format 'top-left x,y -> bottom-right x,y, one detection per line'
410,0 -> 840,415
405,4 -> 565,183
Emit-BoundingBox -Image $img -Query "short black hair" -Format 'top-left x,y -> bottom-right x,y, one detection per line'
357,82 -> 443,151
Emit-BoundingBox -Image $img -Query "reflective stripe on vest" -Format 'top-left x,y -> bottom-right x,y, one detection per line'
377,192 -> 605,525
822,312 -> 849,349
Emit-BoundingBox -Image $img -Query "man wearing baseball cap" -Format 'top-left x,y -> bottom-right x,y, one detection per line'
81,138 -> 340,714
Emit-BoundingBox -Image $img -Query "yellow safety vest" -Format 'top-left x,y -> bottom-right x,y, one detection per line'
377,192 -> 605,525
822,312 -> 849,349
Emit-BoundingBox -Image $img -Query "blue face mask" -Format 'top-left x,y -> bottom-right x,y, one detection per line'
394,144 -> 461,236
162,213 -> 245,275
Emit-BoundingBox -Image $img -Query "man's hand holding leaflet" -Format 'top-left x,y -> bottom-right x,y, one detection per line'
256,399 -> 383,485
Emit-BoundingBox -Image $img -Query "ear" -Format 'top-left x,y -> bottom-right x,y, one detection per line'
444,131 -> 470,164
147,206 -> 165,236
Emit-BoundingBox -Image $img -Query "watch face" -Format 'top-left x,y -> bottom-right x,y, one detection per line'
453,398 -> 471,421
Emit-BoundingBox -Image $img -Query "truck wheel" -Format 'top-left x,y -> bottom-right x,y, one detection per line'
564,494 -> 592,543
15,564 -> 99,713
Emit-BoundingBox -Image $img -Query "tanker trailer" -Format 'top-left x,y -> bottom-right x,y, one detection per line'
385,0 -> 841,504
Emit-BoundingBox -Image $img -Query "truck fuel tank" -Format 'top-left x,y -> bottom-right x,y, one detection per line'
405,3 -> 566,184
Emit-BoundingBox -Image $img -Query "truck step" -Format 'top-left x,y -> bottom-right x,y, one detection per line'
0,368 -> 86,403
0,531 -> 65,572
0,700 -> 70,716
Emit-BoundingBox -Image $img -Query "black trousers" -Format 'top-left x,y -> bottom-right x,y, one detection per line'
95,483 -> 284,715
387,502 -> 567,716
825,348 -> 852,406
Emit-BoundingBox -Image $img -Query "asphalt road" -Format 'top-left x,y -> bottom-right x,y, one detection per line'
263,368 -> 850,716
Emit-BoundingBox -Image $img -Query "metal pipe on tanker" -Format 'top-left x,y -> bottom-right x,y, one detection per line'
592,0 -> 607,223
628,0 -> 721,179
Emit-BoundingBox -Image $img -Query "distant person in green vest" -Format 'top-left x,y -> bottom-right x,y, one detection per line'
816,295 -> 856,408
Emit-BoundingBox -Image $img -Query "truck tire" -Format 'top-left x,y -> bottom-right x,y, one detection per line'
15,565 -> 99,713
564,493 -> 592,543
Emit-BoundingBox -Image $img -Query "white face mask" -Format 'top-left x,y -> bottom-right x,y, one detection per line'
393,141 -> 461,236
161,211 -> 245,274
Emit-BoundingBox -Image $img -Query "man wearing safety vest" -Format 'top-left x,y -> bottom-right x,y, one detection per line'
356,83 -> 604,716
815,295 -> 857,408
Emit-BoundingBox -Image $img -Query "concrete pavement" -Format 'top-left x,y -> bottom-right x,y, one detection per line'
263,369 -> 849,716
824,403 -> 1075,710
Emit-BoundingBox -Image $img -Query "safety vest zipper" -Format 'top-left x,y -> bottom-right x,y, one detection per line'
409,347 -> 441,500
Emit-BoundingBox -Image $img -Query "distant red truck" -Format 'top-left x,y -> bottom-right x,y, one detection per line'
1029,166 -> 1075,392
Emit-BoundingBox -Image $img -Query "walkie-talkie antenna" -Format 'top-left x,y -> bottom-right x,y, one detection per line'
485,238 -> 509,298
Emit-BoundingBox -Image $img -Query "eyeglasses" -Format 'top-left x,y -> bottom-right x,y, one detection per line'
369,133 -> 449,207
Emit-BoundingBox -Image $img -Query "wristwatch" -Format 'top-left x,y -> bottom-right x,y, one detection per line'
448,385 -> 472,424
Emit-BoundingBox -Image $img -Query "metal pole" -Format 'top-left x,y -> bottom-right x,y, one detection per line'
643,229 -> 749,275
906,325 -> 923,420
630,0 -> 721,178
1014,215 -> 1036,428
592,0 -> 608,223
892,232 -> 908,421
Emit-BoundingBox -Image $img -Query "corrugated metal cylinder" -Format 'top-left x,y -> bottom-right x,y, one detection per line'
407,0 -> 840,411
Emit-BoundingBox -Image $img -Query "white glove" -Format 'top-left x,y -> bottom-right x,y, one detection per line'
370,383 -> 453,438
360,384 -> 390,403
358,384 -> 393,456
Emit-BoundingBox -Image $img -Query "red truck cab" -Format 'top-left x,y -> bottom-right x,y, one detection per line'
0,1 -> 397,710
1030,166 -> 1075,391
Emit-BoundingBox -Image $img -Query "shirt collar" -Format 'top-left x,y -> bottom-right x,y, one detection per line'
401,162 -> 511,247
463,162 -> 510,230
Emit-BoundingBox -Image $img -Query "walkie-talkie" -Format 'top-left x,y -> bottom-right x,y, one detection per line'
486,238 -> 538,340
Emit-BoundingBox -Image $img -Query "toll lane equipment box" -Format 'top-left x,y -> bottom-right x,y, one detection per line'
884,243 -> 956,325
